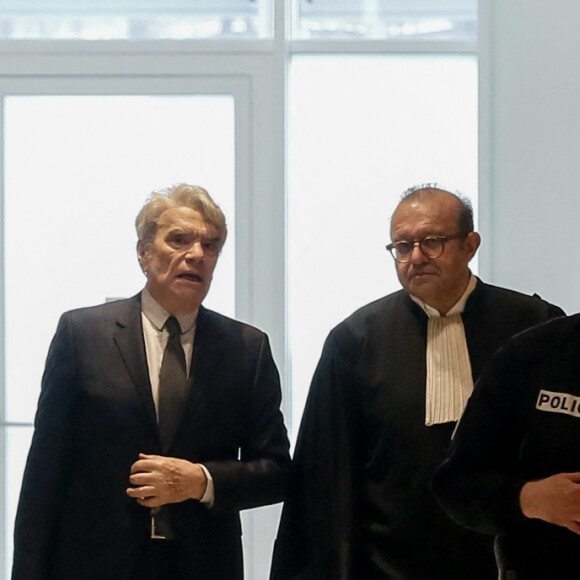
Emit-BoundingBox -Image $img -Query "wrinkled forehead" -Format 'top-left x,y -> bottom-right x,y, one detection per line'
157,206 -> 220,237
390,195 -> 460,238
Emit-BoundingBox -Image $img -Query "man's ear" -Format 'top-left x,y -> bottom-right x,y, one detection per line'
137,240 -> 150,273
465,232 -> 481,260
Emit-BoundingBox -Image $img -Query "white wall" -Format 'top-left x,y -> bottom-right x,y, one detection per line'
480,0 -> 580,314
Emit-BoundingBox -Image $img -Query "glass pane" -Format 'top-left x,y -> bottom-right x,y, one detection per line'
293,0 -> 477,41
0,0 -> 272,40
4,94 -> 235,424
288,54 -> 478,433
3,426 -> 34,579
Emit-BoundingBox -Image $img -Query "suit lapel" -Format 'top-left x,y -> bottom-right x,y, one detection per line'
111,301 -> 221,453
113,294 -> 158,430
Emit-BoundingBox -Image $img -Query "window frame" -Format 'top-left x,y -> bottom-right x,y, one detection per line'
0,1 -> 477,577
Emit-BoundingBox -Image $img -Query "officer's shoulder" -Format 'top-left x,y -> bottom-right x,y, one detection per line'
515,311 -> 579,342
471,281 -> 564,321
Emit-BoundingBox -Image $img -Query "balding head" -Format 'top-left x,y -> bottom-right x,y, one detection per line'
389,185 -> 480,315
391,184 -> 474,238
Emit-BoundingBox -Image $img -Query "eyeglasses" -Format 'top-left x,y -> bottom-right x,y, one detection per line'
386,233 -> 467,263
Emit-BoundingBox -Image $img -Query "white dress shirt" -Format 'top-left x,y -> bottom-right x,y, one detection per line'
140,288 -> 214,504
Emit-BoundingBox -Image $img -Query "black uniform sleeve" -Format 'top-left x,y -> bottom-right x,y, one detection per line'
432,336 -> 537,535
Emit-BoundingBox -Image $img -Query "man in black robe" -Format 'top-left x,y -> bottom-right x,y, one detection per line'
270,185 -> 563,579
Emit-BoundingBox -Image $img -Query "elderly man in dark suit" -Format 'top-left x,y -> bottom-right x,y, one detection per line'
13,183 -> 291,580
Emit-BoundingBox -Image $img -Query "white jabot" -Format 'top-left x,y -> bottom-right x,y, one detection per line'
140,288 -> 214,505
411,275 -> 477,426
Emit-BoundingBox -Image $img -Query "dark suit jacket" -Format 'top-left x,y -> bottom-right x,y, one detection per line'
271,280 -> 563,580
13,294 -> 291,580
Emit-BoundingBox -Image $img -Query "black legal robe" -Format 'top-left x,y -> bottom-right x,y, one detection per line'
271,280 -> 563,580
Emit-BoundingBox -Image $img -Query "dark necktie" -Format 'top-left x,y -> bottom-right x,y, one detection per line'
158,316 -> 188,452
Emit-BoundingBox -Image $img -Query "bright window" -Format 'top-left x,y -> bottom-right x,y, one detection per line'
4,94 -> 235,423
0,0 -> 273,39
2,94 -> 235,575
293,0 -> 477,40
288,54 -> 478,430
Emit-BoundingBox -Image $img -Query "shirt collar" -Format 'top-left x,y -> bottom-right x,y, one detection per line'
410,274 -> 477,319
141,287 -> 198,333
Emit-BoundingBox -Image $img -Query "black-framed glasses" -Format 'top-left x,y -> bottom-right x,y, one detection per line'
386,233 -> 467,263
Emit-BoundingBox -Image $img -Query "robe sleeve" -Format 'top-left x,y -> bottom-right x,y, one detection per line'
271,326 -> 362,580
